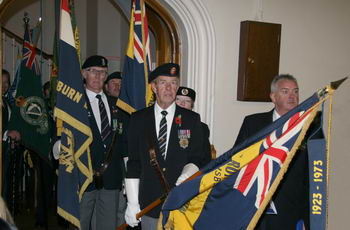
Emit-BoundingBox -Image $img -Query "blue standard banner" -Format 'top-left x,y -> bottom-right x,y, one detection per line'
308,111 -> 327,230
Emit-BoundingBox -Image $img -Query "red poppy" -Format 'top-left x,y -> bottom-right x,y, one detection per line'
175,115 -> 182,125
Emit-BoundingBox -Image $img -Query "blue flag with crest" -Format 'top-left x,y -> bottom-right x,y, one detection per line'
54,0 -> 93,227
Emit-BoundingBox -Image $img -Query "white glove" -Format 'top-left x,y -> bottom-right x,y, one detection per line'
175,163 -> 199,186
125,178 -> 141,227
122,158 -> 128,195
52,140 -> 61,160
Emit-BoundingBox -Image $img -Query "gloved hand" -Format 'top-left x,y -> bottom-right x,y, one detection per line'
175,163 -> 199,186
125,178 -> 141,227
52,140 -> 61,160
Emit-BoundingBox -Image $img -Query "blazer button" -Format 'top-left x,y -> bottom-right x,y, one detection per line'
162,168 -> 166,172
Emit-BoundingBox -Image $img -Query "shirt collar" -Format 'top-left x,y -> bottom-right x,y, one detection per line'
272,109 -> 281,122
86,88 -> 105,101
155,101 -> 176,116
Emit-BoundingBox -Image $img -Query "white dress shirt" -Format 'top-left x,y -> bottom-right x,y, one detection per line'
154,102 -> 176,158
272,109 -> 282,122
86,89 -> 111,133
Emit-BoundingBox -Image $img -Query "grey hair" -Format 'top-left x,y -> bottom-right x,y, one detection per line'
270,74 -> 298,93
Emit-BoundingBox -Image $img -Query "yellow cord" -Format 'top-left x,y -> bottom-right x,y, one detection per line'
325,90 -> 333,230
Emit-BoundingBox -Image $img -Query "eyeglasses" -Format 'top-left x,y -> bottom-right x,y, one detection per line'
86,68 -> 108,77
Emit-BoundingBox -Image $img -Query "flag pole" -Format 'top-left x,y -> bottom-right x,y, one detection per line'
325,93 -> 333,230
0,24 -> 3,196
116,171 -> 203,230
117,78 -> 348,230
140,0 -> 152,106
323,76 -> 348,229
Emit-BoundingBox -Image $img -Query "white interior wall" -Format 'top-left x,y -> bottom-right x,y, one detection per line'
203,0 -> 350,229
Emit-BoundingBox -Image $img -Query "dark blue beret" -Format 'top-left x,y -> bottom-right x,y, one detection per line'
148,63 -> 180,83
177,86 -> 196,102
82,55 -> 108,69
106,71 -> 122,83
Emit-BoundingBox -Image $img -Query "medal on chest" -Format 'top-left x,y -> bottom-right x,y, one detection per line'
178,129 -> 190,149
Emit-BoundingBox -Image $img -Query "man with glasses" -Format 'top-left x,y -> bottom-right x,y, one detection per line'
79,55 -> 129,230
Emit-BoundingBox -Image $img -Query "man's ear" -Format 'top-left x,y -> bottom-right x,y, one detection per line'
81,70 -> 87,79
151,81 -> 157,94
270,92 -> 275,103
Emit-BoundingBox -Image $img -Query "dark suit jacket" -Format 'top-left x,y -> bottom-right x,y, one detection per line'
234,110 -> 273,147
126,104 -> 203,217
201,122 -> 212,167
86,95 -> 129,191
2,97 -> 10,135
234,109 -> 309,230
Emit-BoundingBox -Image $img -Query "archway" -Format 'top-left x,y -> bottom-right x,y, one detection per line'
158,0 -> 216,133
0,0 -> 216,133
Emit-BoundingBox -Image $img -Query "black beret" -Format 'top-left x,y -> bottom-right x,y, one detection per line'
106,71 -> 122,83
177,86 -> 196,102
148,63 -> 180,83
82,55 -> 108,69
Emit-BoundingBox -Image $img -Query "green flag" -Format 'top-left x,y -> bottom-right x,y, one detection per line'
9,21 -> 52,161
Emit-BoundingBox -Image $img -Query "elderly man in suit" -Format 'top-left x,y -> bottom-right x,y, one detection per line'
79,55 -> 129,230
234,74 -> 309,230
125,63 -> 204,230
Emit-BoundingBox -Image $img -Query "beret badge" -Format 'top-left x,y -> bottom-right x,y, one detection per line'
170,67 -> 176,76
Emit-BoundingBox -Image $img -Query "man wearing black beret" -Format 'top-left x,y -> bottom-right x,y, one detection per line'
124,63 -> 204,230
105,71 -> 122,98
176,86 -> 213,166
103,71 -> 130,227
78,55 -> 129,230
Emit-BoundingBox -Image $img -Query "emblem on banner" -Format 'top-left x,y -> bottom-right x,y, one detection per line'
59,128 -> 75,173
18,96 -> 49,134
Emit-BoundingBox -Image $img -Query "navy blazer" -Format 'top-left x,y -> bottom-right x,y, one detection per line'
234,110 -> 273,147
126,104 -> 203,217
200,122 -> 212,167
86,95 -> 129,191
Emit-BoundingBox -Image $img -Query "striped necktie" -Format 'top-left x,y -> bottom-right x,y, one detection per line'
96,94 -> 111,142
158,110 -> 168,159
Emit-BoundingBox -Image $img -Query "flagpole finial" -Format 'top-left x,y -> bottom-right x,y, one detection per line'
23,12 -> 29,24
330,77 -> 348,90
317,76 -> 348,98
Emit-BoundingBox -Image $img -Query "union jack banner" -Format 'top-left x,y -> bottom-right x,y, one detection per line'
160,93 -> 322,230
132,0 -> 151,66
117,0 -> 152,113
23,23 -> 40,75
234,110 -> 312,209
